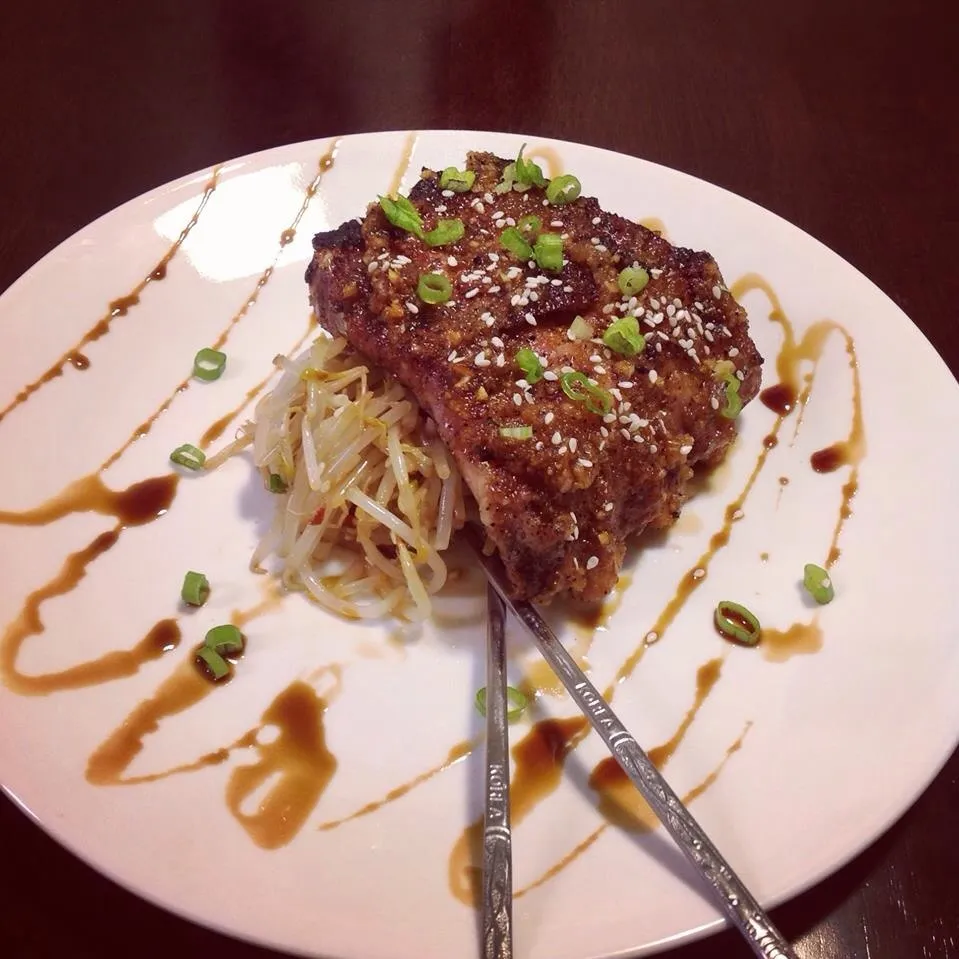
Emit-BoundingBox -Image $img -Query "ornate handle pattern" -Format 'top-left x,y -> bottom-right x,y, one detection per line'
482,587 -> 513,959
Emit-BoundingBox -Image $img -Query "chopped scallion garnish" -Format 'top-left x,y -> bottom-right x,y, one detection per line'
417,272 -> 452,304
545,174 -> 582,206
267,473 -> 288,493
499,425 -> 533,440
803,564 -> 835,604
499,226 -> 534,261
516,214 -> 542,241
378,194 -> 424,238
170,444 -> 205,471
439,166 -> 475,192
424,218 -> 465,247
568,315 -> 594,341
602,316 -> 646,356
560,371 -> 612,415
514,146 -> 547,188
714,601 -> 762,646
533,233 -> 564,272
180,571 -> 210,607
515,347 -> 544,384
617,266 -> 649,297
204,623 -> 245,657
195,645 -> 231,682
475,685 -> 529,721
193,348 -> 227,382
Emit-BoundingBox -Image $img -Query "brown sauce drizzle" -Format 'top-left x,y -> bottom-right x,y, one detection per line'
318,738 -> 475,832
199,314 -> 317,449
449,716 -> 589,905
67,352 -> 90,370
590,659 -> 722,829
762,620 -> 823,662
89,662 -> 341,849
225,681 -> 338,849
515,722 -> 752,898
763,433 -> 779,450
0,473 -> 177,528
1,528 -> 120,693
0,171 -> 219,428
387,132 -> 418,197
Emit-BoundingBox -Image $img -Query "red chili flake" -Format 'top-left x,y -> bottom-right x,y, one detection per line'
309,507 -> 326,526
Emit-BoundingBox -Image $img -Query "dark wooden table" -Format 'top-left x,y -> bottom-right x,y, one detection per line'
1,2 -> 956,957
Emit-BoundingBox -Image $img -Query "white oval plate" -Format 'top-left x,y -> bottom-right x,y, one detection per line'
1,131 -> 957,959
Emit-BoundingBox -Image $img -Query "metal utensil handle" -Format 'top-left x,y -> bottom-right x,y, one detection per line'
482,587 -> 513,959
505,591 -> 795,959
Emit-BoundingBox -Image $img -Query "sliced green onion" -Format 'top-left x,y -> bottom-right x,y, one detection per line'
714,601 -> 762,646
424,218 -> 465,247
475,685 -> 529,721
603,316 -> 646,356
617,266 -> 649,297
533,233 -> 564,272
180,571 -> 210,607
545,174 -> 582,206
568,315 -> 594,341
439,166 -> 475,192
517,214 -> 542,241
170,444 -> 206,471
515,347 -> 544,384
267,473 -> 288,493
803,564 -> 835,604
417,272 -> 452,304
495,145 -> 546,193
193,348 -> 227,382
378,194 -> 424,238
204,623 -> 245,657
499,425 -> 533,440
195,645 -> 231,682
514,146 -> 547,188
560,371 -> 612,415
494,161 -> 518,195
720,373 -> 742,418
500,227 -> 533,260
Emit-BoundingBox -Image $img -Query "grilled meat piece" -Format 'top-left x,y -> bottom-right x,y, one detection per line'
306,152 -> 762,603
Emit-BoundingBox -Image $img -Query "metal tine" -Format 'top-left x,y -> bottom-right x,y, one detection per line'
481,584 -> 513,959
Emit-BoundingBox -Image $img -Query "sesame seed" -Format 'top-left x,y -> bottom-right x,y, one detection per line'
729,347 -> 740,357
492,210 -> 504,219
569,437 -> 578,453
490,336 -> 504,349
447,256 -> 458,267
435,204 -> 447,213
680,444 -> 693,455
463,288 -> 479,300
692,567 -> 706,580
552,431 -> 562,445
603,412 -> 617,424
666,304 -> 676,317
474,201 -> 485,213
586,555 -> 599,570
732,509 -> 744,520
596,244 -> 607,253
620,428 -> 631,440
563,285 -> 573,293
495,354 -> 505,367
558,445 -> 568,455
474,353 -> 491,367
525,312 -> 537,326
442,189 -> 455,198
594,366 -> 606,375
650,298 -> 660,310
512,393 -> 523,406
648,370 -> 658,384
535,441 -> 544,450
632,434 -> 644,443
645,631 -> 659,645
529,291 -> 539,302
367,261 -> 379,274
618,381 -> 634,389
543,370 -> 559,381
600,426 -> 609,438
649,444 -> 658,453
604,502 -> 614,512
713,285 -> 722,299
591,216 -> 601,225
484,192 -> 495,204
590,237 -> 600,245
494,218 -> 506,229
544,411 -> 554,425
577,458 -> 593,468
550,220 -> 564,227
406,301 -> 419,314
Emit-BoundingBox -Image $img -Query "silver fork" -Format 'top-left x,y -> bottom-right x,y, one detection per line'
481,584 -> 513,959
